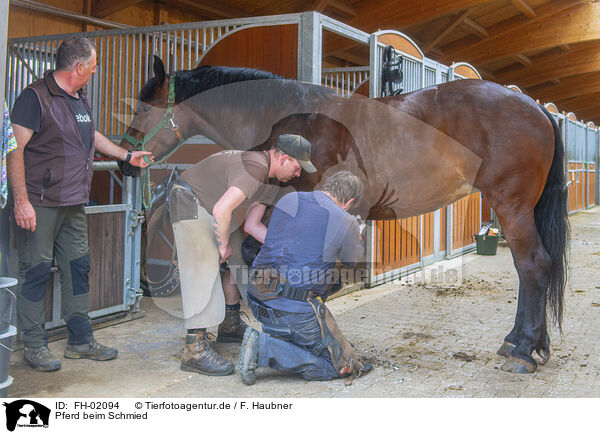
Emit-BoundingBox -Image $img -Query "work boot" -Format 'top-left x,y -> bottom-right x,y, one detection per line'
24,346 -> 62,372
217,307 -> 248,343
238,328 -> 259,385
180,329 -> 234,376
64,338 -> 118,361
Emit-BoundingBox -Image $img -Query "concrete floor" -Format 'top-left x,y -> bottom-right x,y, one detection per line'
6,207 -> 600,398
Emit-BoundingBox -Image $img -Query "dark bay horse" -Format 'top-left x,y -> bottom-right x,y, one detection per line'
120,56 -> 568,375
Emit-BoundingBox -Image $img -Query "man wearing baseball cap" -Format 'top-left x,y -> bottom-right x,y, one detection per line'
164,134 -> 316,376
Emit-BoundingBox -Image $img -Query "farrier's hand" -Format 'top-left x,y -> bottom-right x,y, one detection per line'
13,198 -> 36,231
219,243 -> 232,263
129,151 -> 154,168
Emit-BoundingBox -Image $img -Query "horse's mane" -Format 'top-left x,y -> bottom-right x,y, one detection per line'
139,64 -> 334,104
175,65 -> 284,101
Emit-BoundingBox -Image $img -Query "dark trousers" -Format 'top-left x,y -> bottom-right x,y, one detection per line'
15,205 -> 93,348
248,293 -> 339,381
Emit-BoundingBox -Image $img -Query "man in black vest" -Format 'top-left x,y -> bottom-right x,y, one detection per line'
7,37 -> 152,372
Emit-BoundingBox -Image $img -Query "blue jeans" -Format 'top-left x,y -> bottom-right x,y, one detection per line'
248,294 -> 339,381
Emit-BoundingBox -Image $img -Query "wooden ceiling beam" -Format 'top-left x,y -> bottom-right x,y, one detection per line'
90,0 -> 144,18
424,10 -> 471,53
312,0 -> 329,12
561,91 -> 600,111
511,0 -> 536,19
328,0 -> 356,17
461,16 -> 488,39
529,71 -> 600,102
496,42 -> 600,87
448,2 -> 600,65
168,0 -> 249,19
441,0 -> 583,62
350,0 -> 491,31
513,54 -> 532,66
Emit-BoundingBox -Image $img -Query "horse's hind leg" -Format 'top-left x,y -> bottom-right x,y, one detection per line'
494,209 -> 552,373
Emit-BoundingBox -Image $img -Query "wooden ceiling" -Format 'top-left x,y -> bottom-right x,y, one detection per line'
15,0 -> 600,124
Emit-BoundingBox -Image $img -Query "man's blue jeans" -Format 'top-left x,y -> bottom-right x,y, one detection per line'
248,294 -> 339,381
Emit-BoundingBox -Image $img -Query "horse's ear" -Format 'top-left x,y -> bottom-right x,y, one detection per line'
153,55 -> 166,86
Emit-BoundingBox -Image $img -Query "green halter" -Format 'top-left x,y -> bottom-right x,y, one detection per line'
122,77 -> 187,209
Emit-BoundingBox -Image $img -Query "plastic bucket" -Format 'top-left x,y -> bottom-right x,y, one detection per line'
0,376 -> 13,398
0,278 -> 17,335
0,326 -> 16,384
474,234 -> 499,255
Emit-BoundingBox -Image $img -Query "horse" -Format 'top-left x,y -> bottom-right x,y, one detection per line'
119,56 -> 569,375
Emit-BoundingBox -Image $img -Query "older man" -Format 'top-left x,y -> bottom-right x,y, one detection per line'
8,37 -> 152,372
238,171 -> 371,385
168,134 -> 316,376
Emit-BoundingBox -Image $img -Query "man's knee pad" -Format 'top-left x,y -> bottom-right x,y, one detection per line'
21,261 -> 52,303
70,254 -> 90,296
308,297 -> 367,378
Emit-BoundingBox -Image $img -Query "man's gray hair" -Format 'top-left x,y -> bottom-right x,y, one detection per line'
56,37 -> 96,71
321,171 -> 363,205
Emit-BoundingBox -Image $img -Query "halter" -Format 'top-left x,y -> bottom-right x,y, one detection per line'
122,76 -> 187,208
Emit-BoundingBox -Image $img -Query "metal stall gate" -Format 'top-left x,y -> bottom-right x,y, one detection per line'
361,31 -> 483,286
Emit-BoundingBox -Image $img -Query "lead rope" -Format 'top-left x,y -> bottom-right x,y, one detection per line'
123,76 -> 186,209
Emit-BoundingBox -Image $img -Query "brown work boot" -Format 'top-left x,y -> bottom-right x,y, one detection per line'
24,346 -> 62,372
180,329 -> 234,376
217,307 -> 248,343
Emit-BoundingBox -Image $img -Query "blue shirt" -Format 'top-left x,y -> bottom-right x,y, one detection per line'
252,191 -> 364,312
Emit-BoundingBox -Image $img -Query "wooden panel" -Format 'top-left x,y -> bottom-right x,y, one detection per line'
452,193 -> 480,250
454,64 -> 480,79
481,197 -> 491,223
353,80 -> 370,98
545,103 -> 559,114
568,163 -> 577,211
8,0 -> 85,38
199,25 -> 298,79
377,33 -> 423,59
576,164 -> 584,210
87,212 -> 125,311
90,169 -> 123,205
422,212 -> 434,257
373,215 -> 421,277
440,206 -> 447,252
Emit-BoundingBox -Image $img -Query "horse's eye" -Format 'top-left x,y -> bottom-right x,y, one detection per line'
142,105 -> 151,113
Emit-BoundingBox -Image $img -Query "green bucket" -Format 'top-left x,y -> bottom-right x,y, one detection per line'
474,234 -> 498,255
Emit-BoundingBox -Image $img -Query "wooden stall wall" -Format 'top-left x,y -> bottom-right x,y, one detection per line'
198,25 -> 298,79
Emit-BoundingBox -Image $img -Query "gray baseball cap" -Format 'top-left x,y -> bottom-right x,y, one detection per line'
276,134 -> 317,173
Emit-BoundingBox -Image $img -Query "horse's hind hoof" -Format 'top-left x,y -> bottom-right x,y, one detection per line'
497,341 -> 515,358
501,356 -> 537,374
535,348 -> 550,365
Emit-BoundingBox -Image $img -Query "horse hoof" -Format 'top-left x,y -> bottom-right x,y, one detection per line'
497,341 -> 515,358
501,356 -> 537,374
536,348 -> 550,365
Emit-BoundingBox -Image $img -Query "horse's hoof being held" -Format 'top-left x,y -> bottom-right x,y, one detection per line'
496,341 -> 515,358
501,355 -> 537,374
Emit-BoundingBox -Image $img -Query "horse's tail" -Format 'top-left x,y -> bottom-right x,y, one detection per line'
536,105 -> 569,329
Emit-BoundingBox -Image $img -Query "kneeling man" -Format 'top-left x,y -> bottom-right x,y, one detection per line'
238,171 -> 371,384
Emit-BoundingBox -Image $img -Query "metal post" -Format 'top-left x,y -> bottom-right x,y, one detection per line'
299,11 -> 321,84
0,0 -> 8,111
369,34 -> 378,98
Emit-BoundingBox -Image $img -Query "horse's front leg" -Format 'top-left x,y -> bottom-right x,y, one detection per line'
496,217 -> 552,373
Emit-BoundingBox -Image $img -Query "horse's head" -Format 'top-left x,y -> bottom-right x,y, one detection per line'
119,56 -> 186,176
